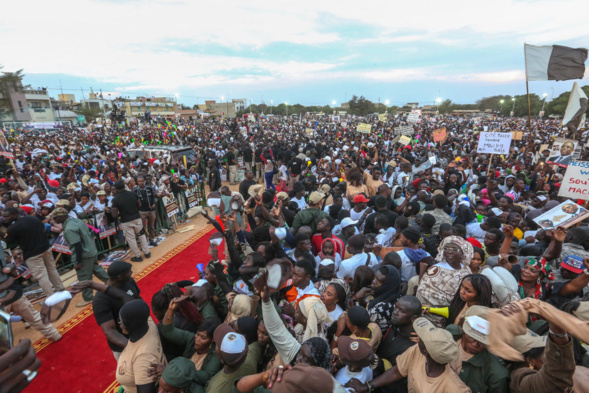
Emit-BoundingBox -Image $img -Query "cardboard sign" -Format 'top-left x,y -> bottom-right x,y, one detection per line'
378,114 -> 387,122
395,126 -> 414,136
547,138 -> 577,167
305,128 -> 314,135
163,196 -> 179,217
391,135 -> 401,145
399,135 -> 412,145
532,200 -> 589,230
559,161 -> 589,199
357,123 -> 372,133
511,131 -> 524,140
433,128 -> 447,143
477,132 -> 513,155
407,112 -> 420,123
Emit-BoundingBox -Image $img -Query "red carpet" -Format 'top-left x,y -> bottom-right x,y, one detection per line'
28,226 -> 216,393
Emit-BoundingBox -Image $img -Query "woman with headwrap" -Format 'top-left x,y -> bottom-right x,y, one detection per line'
261,287 -> 333,372
116,299 -> 167,393
391,185 -> 405,206
224,294 -> 253,324
366,266 -> 402,335
295,296 -> 332,343
416,236 -> 473,327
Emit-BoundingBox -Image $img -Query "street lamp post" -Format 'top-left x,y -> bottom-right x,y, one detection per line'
500,99 -> 504,115
385,100 -> 390,113
285,102 -> 288,117
436,97 -> 442,114
511,97 -> 516,116
540,93 -> 548,116
332,100 -> 336,115
270,100 -> 273,115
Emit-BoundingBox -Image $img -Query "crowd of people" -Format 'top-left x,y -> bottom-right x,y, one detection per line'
1,111 -> 589,392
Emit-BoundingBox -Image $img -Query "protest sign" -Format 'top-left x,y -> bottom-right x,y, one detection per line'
429,156 -> 437,165
532,200 -> 589,230
52,234 -> 71,255
395,126 -> 414,136
547,138 -> 577,167
357,123 -> 372,133
559,161 -> 589,199
390,135 -> 401,145
95,212 -> 116,239
399,135 -> 412,145
407,110 -> 421,123
378,114 -> 387,122
433,128 -> 447,143
511,131 -> 523,140
305,128 -> 314,135
341,121 -> 347,128
476,132 -> 512,155
163,196 -> 179,217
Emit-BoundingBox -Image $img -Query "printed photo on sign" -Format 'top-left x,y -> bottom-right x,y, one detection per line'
532,200 -> 589,230
162,196 -> 179,217
0,131 -> 13,159
547,138 -> 578,167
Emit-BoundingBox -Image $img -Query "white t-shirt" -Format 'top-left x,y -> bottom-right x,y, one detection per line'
335,366 -> 373,393
337,253 -> 378,279
292,196 -> 308,210
398,249 -> 431,281
466,222 -> 486,244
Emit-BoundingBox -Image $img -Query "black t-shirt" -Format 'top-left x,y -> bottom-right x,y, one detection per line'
254,148 -> 264,163
239,179 -> 257,200
6,216 -> 50,260
288,158 -> 303,176
226,150 -> 236,166
92,279 -> 141,352
111,190 -> 141,223
242,147 -> 253,162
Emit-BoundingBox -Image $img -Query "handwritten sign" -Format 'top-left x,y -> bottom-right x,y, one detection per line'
559,161 -> 589,199
305,128 -> 314,135
391,136 -> 401,145
395,126 -> 414,136
433,128 -> 447,143
399,135 -> 412,145
477,132 -> 512,155
407,110 -> 421,124
357,123 -> 372,133
378,114 -> 387,122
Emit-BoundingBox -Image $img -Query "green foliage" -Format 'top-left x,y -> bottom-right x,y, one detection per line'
546,86 -> 589,117
75,103 -> 103,122
347,95 -> 374,116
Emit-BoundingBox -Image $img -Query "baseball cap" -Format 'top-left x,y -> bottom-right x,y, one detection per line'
319,184 -> 331,195
50,207 -> 69,218
248,185 -> 264,198
56,199 -> 70,207
274,227 -> 288,240
490,208 -> 504,216
510,329 -> 547,353
340,217 -> 358,229
413,317 -> 458,364
561,255 -> 584,274
353,194 -> 370,203
574,301 -> 589,321
97,190 -> 107,196
276,191 -> 289,200
308,191 -> 326,205
338,335 -> 374,368
462,306 -> 490,345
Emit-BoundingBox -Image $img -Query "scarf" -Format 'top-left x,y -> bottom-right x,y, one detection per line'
368,265 -> 401,309
404,247 -> 428,264
303,337 -> 332,372
299,296 -> 331,342
435,236 -> 473,266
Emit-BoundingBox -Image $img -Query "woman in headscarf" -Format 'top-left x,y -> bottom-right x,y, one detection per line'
453,195 -> 477,226
367,265 -> 402,335
391,185 -> 405,206
224,294 -> 252,324
295,296 -> 332,342
116,299 -> 167,393
416,236 -> 473,327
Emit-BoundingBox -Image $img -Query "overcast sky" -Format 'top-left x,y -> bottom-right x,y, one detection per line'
2,0 -> 588,107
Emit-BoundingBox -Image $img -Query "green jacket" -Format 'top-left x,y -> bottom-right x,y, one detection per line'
199,299 -> 219,320
446,325 -> 510,393
292,208 -> 328,232
159,323 -> 222,386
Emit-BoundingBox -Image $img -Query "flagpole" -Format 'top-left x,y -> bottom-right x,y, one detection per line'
524,43 -> 533,142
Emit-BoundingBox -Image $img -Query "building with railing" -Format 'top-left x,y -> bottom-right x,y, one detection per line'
113,96 -> 177,119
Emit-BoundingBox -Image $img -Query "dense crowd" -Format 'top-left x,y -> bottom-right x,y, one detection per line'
1,111 -> 589,393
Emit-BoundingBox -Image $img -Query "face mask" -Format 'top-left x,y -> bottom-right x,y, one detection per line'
207,198 -> 221,207
209,237 -> 223,247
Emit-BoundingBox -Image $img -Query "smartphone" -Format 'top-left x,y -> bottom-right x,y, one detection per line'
0,309 -> 13,354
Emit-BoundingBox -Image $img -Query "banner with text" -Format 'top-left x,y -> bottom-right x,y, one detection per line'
395,126 -> 414,136
399,135 -> 412,145
559,160 -> 589,199
477,132 -> 512,155
357,123 -> 372,133
433,128 -> 447,143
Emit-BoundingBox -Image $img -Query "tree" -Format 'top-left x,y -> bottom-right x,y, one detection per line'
438,99 -> 454,114
0,66 -> 27,120
348,95 -> 374,116
476,95 -> 513,113
75,104 -> 103,122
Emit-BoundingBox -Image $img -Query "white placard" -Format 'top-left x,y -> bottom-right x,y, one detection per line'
476,132 -> 513,155
559,160 -> 589,199
407,113 -> 420,123
395,126 -> 414,136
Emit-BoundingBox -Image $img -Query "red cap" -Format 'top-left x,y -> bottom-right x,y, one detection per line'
404,145 -> 412,150
353,194 -> 370,203
21,206 -> 33,214
0,178 -> 7,184
466,237 -> 482,249
48,180 -> 59,188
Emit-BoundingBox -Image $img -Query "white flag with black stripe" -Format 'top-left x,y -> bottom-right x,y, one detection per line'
525,44 -> 588,81
563,82 -> 588,131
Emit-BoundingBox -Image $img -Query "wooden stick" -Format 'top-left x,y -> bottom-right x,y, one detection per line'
488,154 -> 494,174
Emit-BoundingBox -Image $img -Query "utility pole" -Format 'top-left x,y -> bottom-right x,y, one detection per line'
100,89 -> 107,125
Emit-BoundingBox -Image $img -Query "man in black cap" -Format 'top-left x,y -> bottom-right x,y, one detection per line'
92,260 -> 142,359
109,180 -> 151,262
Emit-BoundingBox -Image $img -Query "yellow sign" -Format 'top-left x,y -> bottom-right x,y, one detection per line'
378,114 -> 387,122
399,135 -> 411,145
305,128 -> 314,135
357,123 -> 372,133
